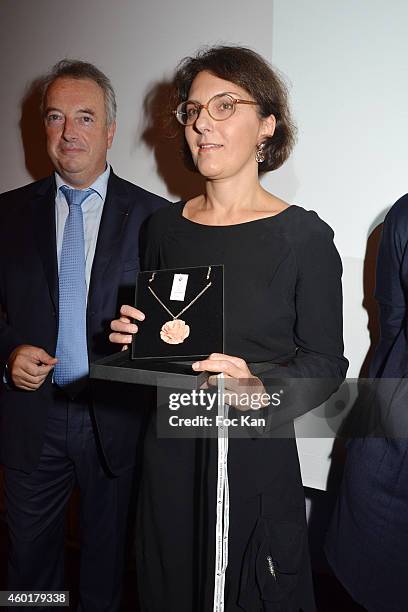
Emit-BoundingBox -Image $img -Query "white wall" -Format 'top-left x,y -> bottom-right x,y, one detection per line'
1,0 -> 408,490
272,0 -> 408,373
271,0 -> 408,489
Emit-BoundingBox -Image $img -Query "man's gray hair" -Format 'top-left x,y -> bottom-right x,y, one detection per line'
41,59 -> 117,125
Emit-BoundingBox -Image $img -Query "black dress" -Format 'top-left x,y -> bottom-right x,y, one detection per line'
136,202 -> 348,612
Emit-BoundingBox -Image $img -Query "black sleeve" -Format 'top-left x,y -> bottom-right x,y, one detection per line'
257,214 -> 348,426
0,201 -> 24,366
0,314 -> 23,364
369,196 -> 408,377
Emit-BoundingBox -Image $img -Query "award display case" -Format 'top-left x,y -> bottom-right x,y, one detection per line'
90,265 -> 224,389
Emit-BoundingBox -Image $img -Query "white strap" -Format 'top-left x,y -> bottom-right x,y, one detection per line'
213,373 -> 230,612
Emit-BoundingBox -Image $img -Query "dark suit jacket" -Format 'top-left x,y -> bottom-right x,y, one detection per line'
0,170 -> 168,474
325,194 -> 408,612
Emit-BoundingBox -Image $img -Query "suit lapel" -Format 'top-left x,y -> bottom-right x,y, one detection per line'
87,172 -> 130,314
31,177 -> 59,312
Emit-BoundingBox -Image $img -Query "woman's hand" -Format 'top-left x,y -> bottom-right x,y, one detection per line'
193,353 -> 270,411
109,305 -> 145,350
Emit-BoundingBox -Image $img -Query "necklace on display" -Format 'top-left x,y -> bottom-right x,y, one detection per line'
148,267 -> 212,344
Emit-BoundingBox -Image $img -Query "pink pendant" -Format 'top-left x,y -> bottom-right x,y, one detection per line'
160,319 -> 190,344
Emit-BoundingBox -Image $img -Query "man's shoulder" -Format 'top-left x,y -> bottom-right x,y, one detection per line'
0,176 -> 53,206
386,193 -> 408,223
0,176 -> 54,224
0,176 -> 53,199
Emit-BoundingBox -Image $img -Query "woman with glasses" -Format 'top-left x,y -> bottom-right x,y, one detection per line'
110,45 -> 348,612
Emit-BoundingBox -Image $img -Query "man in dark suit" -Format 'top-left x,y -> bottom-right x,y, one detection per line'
325,195 -> 408,612
0,59 -> 167,611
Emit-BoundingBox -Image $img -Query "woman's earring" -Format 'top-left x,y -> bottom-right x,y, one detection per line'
255,142 -> 265,163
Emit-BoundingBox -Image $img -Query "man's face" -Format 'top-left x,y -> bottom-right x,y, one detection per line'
44,77 -> 115,188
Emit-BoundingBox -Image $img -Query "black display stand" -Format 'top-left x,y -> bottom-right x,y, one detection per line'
90,264 -> 224,389
90,350 -> 208,389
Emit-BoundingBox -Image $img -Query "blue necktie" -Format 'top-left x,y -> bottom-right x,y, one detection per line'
54,186 -> 93,390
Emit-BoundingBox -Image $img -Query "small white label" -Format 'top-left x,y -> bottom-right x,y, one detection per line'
170,273 -> 189,301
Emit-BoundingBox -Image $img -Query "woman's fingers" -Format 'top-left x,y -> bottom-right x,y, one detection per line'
110,318 -> 138,334
208,353 -> 248,369
109,306 -> 145,345
120,304 -> 145,321
193,358 -> 243,378
192,353 -> 250,378
207,373 -> 233,387
109,332 -> 133,345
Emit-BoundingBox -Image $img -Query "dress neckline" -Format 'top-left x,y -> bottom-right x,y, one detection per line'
178,201 -> 298,228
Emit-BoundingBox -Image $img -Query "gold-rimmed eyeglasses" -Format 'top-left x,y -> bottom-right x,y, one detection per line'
173,93 -> 257,126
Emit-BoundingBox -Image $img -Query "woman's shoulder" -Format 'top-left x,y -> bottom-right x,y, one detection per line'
282,204 -> 335,241
146,201 -> 184,232
280,206 -> 341,270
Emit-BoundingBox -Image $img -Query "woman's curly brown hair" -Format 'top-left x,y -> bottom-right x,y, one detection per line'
173,45 -> 297,173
